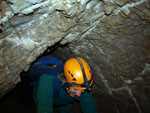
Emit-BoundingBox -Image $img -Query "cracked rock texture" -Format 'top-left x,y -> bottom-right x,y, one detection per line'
0,0 -> 150,113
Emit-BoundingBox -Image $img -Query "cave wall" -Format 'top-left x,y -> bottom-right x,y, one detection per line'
55,1 -> 150,113
0,0 -> 150,113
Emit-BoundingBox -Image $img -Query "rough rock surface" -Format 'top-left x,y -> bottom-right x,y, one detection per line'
0,0 -> 150,113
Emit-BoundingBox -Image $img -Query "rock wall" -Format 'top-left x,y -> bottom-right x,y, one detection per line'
0,0 -> 150,113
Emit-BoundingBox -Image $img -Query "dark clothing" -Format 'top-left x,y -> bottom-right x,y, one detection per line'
27,56 -> 98,113
33,74 -> 98,113
27,56 -> 65,98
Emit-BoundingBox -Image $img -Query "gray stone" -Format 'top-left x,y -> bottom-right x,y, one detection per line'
0,0 -> 150,113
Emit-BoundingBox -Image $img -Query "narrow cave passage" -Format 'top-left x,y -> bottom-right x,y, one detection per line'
0,40 -> 150,113
0,0 -> 150,113
0,45 -> 116,113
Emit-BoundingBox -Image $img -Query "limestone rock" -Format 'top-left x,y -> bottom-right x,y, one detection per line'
0,0 -> 150,113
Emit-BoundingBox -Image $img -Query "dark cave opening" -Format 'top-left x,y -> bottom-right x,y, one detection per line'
0,45 -> 82,113
0,75 -> 36,113
0,45 -> 61,113
0,44 -> 117,113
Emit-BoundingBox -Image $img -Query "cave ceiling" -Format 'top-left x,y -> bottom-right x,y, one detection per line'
0,0 -> 150,113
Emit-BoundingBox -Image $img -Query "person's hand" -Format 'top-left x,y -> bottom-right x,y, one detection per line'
67,87 -> 84,97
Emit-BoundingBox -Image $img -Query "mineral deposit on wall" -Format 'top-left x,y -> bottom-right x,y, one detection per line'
0,0 -> 150,113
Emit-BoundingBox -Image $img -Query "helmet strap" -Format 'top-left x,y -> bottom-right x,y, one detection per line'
58,71 -> 71,92
75,57 -> 90,90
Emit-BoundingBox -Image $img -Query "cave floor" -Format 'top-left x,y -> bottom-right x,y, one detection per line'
0,85 -> 36,113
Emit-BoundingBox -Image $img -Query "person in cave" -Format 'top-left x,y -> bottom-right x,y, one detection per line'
27,56 -> 98,113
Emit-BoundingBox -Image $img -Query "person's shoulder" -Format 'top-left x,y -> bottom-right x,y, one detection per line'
40,74 -> 55,81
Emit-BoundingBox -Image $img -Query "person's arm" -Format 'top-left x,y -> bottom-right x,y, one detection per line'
35,74 -> 55,113
79,91 -> 98,113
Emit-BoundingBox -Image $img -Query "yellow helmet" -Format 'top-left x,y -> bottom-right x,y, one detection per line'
64,57 -> 93,90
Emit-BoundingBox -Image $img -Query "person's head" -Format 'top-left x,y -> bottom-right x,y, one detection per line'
64,57 -> 93,97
